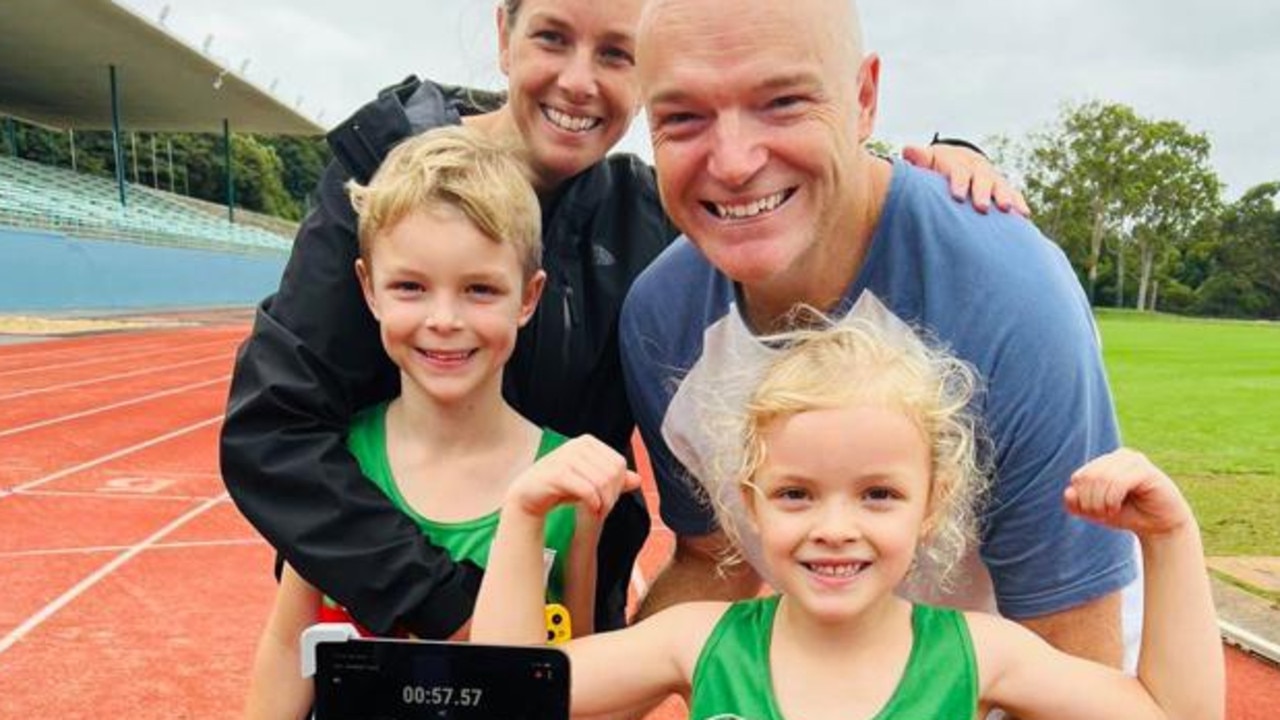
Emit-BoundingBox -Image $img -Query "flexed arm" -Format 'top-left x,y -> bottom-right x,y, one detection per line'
473,436 -> 638,644
974,449 -> 1224,719
474,437 -> 721,716
1065,449 -> 1224,719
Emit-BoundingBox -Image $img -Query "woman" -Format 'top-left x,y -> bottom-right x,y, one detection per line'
221,0 -> 1014,641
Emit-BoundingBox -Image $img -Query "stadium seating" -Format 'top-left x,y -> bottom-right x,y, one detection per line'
0,155 -> 293,254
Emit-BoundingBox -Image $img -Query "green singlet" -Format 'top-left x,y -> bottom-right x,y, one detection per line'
689,596 -> 979,720
343,401 -> 576,601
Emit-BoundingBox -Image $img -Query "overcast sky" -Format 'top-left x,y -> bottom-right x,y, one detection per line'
115,0 -> 1277,200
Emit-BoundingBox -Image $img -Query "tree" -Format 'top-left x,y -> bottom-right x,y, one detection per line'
1019,102 -> 1222,311
1123,119 -> 1221,311
261,135 -> 330,217
2,117 -> 322,220
1021,102 -> 1149,303
1205,182 -> 1280,318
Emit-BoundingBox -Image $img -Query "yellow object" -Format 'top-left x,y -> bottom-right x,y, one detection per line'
544,603 -> 571,645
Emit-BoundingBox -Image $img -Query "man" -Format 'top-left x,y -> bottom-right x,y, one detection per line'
620,0 -> 1137,668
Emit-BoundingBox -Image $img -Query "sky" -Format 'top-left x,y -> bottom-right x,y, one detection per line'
114,0 -> 1278,201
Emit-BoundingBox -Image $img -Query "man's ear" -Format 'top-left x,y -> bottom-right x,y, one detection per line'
518,269 -> 547,327
354,257 -> 381,321
855,53 -> 881,143
497,4 -> 513,77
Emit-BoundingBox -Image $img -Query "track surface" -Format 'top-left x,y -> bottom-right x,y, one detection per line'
0,321 -> 1273,718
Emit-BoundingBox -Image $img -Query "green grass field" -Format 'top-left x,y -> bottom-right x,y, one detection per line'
1096,310 -> 1280,557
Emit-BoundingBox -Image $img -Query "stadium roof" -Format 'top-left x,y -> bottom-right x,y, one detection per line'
0,0 -> 324,136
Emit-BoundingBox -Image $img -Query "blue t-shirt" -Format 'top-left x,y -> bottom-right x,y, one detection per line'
619,160 -> 1136,620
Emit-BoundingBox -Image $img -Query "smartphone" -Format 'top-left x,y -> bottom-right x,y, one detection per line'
307,629 -> 570,720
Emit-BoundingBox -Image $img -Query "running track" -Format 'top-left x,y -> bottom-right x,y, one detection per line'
0,317 -> 1274,718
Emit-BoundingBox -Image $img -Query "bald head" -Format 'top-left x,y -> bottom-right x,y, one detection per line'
638,0 -> 865,81
632,0 -> 886,308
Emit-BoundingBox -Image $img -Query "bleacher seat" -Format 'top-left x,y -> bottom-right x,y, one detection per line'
0,155 -> 293,254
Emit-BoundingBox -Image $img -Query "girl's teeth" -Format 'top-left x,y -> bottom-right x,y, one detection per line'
808,563 -> 862,577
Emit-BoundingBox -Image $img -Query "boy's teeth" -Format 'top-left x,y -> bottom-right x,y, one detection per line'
714,190 -> 787,219
425,350 -> 470,361
545,107 -> 600,132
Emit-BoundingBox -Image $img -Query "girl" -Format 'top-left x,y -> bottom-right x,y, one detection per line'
475,294 -> 1224,720
222,0 -> 1024,640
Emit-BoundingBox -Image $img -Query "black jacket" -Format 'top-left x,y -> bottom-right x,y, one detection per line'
220,77 -> 678,637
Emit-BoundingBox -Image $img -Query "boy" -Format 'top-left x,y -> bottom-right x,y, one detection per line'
244,127 -> 634,720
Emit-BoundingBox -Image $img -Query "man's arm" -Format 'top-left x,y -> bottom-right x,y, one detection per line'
971,226 -> 1137,670
221,157 -> 480,638
636,530 -> 761,620
618,250 -> 763,618
1017,591 -> 1124,668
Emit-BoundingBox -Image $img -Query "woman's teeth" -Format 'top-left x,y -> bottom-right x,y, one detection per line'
544,106 -> 601,133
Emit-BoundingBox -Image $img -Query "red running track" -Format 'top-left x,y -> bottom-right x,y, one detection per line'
0,318 -> 1273,719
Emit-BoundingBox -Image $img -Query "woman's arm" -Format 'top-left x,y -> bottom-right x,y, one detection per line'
974,449 -> 1224,719
245,565 -> 323,720
901,139 -> 1031,215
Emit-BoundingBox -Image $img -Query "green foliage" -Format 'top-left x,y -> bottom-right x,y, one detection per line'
1208,182 -> 1280,319
865,137 -> 895,158
2,117 -> 325,221
1097,310 -> 1280,555
1021,102 -> 1150,302
1017,101 -> 1279,319
261,135 -> 331,216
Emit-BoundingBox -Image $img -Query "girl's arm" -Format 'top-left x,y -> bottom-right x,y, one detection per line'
973,449 -> 1224,720
558,602 -> 723,716
245,564 -> 323,720
474,435 -> 720,716
473,435 -> 638,645
563,508 -> 603,638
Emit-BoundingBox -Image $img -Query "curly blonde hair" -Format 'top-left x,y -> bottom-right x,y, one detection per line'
711,306 -> 988,589
347,125 -> 542,279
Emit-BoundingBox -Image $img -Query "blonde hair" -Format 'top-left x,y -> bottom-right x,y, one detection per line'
714,307 -> 987,588
347,125 -> 542,278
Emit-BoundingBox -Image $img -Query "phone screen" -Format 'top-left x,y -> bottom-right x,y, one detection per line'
313,640 -> 570,720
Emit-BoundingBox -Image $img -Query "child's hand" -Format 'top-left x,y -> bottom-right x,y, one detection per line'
1064,448 -> 1194,536
506,436 -> 641,520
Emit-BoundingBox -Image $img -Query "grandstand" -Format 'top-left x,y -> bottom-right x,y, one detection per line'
0,154 -> 292,255
0,0 -> 325,310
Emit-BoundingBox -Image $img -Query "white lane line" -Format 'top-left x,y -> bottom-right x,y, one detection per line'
1220,619 -> 1280,666
0,537 -> 265,559
0,493 -> 228,657
0,354 -> 230,401
0,338 -> 231,378
0,334 -> 182,364
0,376 -> 228,439
9,415 -> 223,493
16,488 -> 219,502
